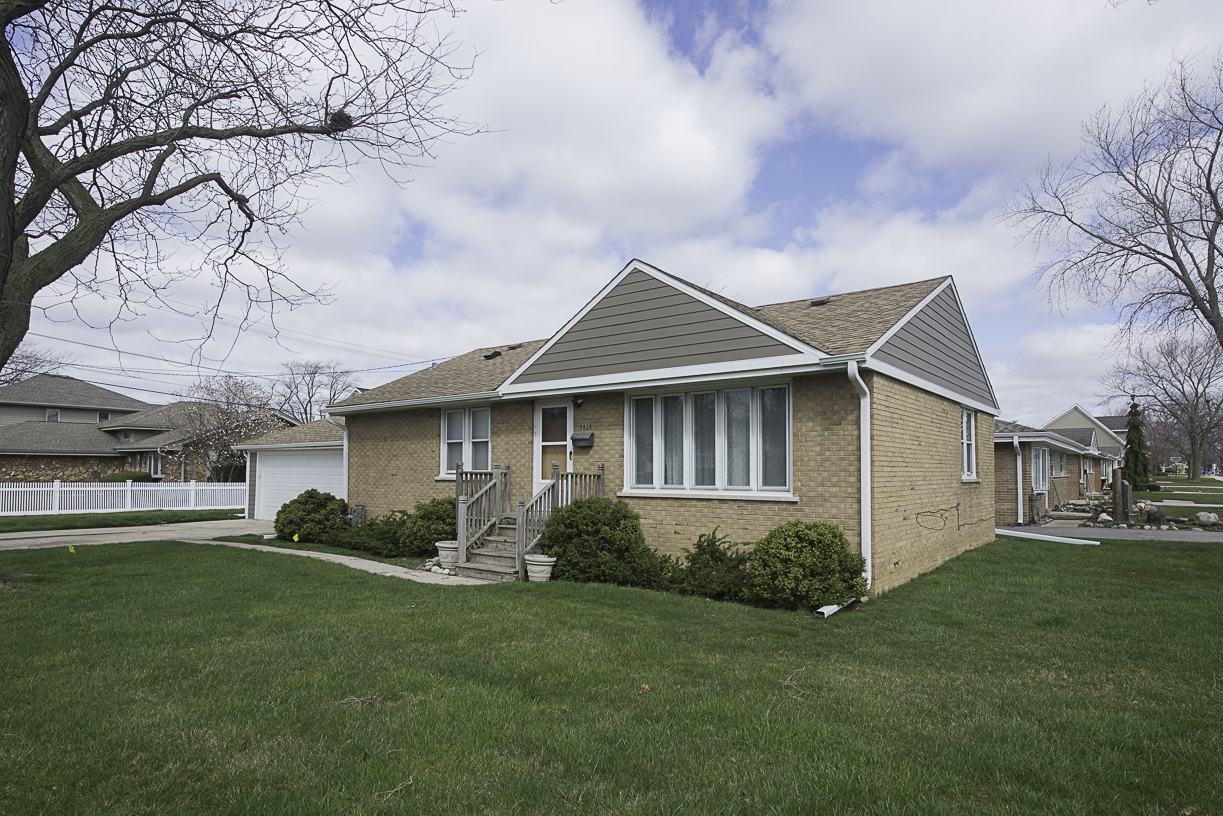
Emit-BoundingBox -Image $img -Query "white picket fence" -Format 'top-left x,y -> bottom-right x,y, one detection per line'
0,480 -> 247,516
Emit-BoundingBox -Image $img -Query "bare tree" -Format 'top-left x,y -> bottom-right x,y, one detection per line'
1101,331 -> 1223,481
0,0 -> 473,370
0,338 -> 72,385
177,374 -> 286,480
272,358 -> 357,423
1008,56 -> 1223,347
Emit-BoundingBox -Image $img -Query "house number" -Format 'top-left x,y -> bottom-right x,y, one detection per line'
577,423 -> 592,431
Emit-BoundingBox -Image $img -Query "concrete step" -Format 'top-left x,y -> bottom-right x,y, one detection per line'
468,547 -> 516,567
455,561 -> 519,582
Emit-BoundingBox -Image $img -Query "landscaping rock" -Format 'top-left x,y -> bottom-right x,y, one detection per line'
1116,523 -> 1127,529
1194,511 -> 1219,525
1097,513 -> 1113,523
1159,525 -> 1169,530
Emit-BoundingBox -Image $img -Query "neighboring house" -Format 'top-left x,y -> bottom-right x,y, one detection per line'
0,373 -> 149,427
994,420 -> 1117,525
1042,404 -> 1127,488
234,417 -> 346,520
326,260 -> 1000,594
0,375 -> 296,482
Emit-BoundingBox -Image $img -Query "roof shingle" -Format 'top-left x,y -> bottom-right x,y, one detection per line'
0,374 -> 151,412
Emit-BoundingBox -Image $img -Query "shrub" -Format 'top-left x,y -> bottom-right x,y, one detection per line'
100,471 -> 154,483
398,497 -> 456,557
274,489 -> 349,543
745,520 -> 867,611
1147,483 -> 1162,492
666,528 -> 749,602
539,497 -> 663,588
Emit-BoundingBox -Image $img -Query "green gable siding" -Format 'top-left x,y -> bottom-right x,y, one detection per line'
872,286 -> 996,408
512,271 -> 801,385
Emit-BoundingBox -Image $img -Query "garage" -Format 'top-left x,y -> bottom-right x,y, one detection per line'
235,419 -> 346,521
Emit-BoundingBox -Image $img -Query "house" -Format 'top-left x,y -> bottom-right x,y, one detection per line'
0,374 -> 296,482
993,420 -> 1118,525
326,260 -> 999,594
234,417 -> 346,520
1042,404 -> 1127,489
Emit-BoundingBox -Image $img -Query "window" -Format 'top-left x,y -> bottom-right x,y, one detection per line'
45,408 -> 59,422
961,408 -> 977,479
1032,447 -> 1051,492
628,385 -> 790,494
145,452 -> 163,477
441,407 -> 491,473
1053,452 -> 1067,476
98,412 -> 109,422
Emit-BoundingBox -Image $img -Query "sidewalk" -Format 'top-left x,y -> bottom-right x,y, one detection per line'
997,523 -> 1223,542
0,518 -> 489,585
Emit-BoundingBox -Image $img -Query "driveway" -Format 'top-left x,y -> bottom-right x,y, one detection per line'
0,518 -> 489,585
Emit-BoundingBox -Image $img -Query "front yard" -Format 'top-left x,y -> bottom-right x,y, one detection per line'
1,535 -> 1220,814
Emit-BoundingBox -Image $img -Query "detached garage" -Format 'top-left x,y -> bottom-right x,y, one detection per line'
235,418 -> 346,520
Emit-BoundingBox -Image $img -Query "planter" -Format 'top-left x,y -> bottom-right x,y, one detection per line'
523,553 -> 557,582
435,541 -> 460,567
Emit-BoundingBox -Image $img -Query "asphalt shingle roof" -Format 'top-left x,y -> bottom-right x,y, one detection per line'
99,402 -> 216,431
0,421 -> 125,456
1095,415 -> 1128,432
333,341 -> 548,409
0,374 -> 151,412
1056,427 -> 1098,448
239,417 -> 345,447
993,420 -> 1084,450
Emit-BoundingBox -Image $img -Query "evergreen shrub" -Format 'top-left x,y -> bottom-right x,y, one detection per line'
745,520 -> 867,611
398,496 -> 457,557
666,528 -> 749,601
100,471 -> 154,483
539,497 -> 662,588
274,489 -> 349,543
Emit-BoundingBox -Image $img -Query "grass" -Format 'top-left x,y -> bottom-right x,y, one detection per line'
1,535 -> 1221,814
0,508 -> 241,534
213,534 -> 428,568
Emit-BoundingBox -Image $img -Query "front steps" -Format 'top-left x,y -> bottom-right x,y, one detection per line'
455,516 -> 528,582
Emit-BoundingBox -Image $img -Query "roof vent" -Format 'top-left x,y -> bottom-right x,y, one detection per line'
483,350 -> 502,360
507,343 -> 523,351
809,296 -> 832,307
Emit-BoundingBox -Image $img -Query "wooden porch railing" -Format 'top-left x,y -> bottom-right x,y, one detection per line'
455,463 -> 511,563
515,463 -> 604,581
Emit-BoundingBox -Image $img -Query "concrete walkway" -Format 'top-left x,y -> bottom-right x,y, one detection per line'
0,519 -> 490,585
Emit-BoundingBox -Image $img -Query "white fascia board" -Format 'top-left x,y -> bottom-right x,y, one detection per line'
323,391 -> 500,416
499,353 -> 829,398
864,359 -> 999,415
866,277 -> 1000,411
498,259 -> 824,392
1041,404 -> 1125,448
232,441 -> 344,452
991,431 -> 1087,454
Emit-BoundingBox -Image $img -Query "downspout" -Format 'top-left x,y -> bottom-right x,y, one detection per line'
324,412 -> 349,501
846,362 -> 872,590
1013,435 -> 1023,524
243,450 -> 251,519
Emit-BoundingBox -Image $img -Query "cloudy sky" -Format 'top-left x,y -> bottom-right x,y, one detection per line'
26,0 -> 1223,426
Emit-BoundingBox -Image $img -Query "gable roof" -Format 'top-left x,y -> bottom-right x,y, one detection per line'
329,260 -> 999,415
1095,415 -> 1128,432
0,421 -> 125,456
234,417 -> 345,449
1042,404 -> 1126,448
333,341 -> 548,410
993,420 -> 1092,453
0,374 -> 150,412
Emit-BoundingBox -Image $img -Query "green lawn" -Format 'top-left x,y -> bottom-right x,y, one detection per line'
214,533 -> 427,568
0,508 -> 242,534
1,536 -> 1220,815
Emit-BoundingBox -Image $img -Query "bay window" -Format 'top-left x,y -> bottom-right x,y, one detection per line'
628,385 -> 790,494
442,406 -> 491,473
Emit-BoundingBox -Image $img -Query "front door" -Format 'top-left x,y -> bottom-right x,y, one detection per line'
535,402 -> 571,489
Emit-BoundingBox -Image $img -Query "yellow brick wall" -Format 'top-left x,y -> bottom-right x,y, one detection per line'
994,440 -> 1036,525
868,372 -> 995,594
348,407 -> 450,516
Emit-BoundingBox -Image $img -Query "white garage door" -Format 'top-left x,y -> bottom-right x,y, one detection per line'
255,448 -> 345,520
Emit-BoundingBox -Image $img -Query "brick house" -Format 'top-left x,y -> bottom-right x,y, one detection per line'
0,374 -> 294,482
327,260 -> 1000,594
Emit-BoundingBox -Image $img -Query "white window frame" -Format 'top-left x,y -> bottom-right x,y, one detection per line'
961,408 -> 978,481
438,406 -> 492,477
146,452 -> 163,478
1032,447 -> 1051,492
622,383 -> 793,499
1053,452 -> 1067,477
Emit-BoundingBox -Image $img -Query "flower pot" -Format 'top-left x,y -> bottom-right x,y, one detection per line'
523,553 -> 557,582
435,541 -> 460,567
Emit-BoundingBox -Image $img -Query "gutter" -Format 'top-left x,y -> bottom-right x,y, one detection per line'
323,411 -> 349,501
1013,435 -> 1023,524
325,390 -> 501,416
846,361 -> 872,590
